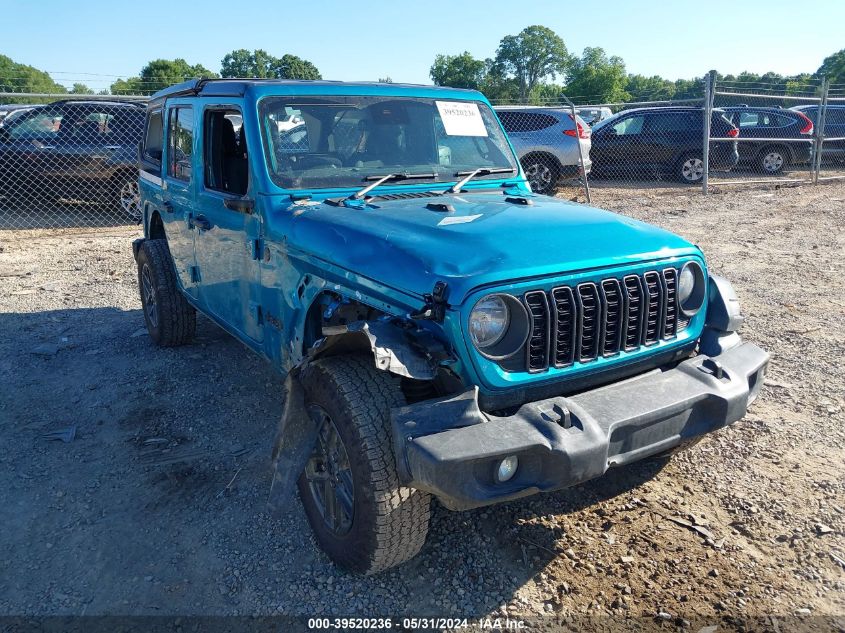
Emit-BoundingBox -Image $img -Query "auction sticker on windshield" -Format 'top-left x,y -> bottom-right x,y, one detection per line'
436,101 -> 488,137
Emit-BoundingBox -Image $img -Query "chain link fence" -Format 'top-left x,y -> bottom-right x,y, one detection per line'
0,94 -> 147,229
2,73 -> 845,230
492,72 -> 845,203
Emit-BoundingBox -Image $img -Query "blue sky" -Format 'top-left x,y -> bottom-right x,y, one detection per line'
2,0 -> 842,90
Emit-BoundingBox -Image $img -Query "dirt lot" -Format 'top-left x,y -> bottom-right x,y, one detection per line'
0,182 -> 843,629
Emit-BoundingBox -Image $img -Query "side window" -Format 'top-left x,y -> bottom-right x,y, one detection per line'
737,112 -> 761,128
8,110 -> 63,140
167,107 -> 194,182
204,108 -> 248,197
497,112 -> 557,133
612,115 -> 645,135
497,111 -> 518,133
143,109 -> 163,164
649,112 -> 697,133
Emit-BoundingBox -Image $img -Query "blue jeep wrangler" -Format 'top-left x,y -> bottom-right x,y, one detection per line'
133,79 -> 769,574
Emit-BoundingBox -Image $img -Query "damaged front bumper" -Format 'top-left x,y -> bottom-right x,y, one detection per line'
392,341 -> 769,510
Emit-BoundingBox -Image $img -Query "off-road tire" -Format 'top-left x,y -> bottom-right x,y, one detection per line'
136,239 -> 196,347
297,354 -> 431,574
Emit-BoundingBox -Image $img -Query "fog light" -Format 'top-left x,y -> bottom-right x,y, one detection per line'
496,455 -> 519,482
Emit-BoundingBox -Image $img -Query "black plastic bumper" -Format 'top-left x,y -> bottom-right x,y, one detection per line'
392,342 -> 769,510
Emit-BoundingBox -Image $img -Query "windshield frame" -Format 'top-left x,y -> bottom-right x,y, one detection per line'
257,94 -> 520,194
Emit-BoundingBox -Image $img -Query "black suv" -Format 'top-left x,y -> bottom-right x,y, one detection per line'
0,100 -> 145,219
792,104 -> 845,164
590,107 -> 739,183
722,106 -> 813,174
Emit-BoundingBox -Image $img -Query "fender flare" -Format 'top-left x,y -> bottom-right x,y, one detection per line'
266,319 -> 449,515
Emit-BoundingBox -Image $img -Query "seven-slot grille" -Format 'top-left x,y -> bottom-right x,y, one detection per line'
522,268 -> 684,373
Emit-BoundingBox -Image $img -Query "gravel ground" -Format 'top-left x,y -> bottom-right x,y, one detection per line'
0,182 -> 843,629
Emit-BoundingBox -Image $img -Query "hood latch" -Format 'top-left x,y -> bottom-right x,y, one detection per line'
410,281 -> 449,322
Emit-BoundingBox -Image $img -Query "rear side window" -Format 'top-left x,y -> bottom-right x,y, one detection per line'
648,112 -> 698,133
143,110 -> 163,164
611,115 -> 644,135
735,111 -> 794,128
6,109 -> 63,140
167,107 -> 194,182
497,111 -> 558,133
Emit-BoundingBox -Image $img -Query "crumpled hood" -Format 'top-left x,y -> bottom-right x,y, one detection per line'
275,191 -> 699,304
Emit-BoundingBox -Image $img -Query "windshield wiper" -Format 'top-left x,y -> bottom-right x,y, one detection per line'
447,167 -> 515,193
350,172 -> 437,200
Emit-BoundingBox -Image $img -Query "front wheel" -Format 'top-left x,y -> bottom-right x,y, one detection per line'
521,155 -> 560,195
677,154 -> 704,184
758,147 -> 786,175
297,354 -> 431,574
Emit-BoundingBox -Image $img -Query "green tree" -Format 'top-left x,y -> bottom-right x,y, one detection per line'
0,54 -> 66,102
271,54 -> 322,80
528,82 -> 564,105
672,77 -> 703,100
564,47 -> 628,104
493,26 -> 571,100
70,83 -> 94,95
110,58 -> 216,95
625,74 -> 676,102
429,51 -> 486,90
221,48 -> 277,78
816,49 -> 845,85
220,49 -> 321,80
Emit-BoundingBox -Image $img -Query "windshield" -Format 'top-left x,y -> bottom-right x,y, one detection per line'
259,95 -> 518,190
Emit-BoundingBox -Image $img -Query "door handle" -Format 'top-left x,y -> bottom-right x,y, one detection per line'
162,201 -> 174,213
193,215 -> 212,231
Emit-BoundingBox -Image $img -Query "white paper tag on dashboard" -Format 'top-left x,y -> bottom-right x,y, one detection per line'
436,101 -> 488,137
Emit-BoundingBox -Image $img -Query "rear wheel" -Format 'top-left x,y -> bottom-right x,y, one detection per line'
677,153 -> 704,184
758,146 -> 787,175
521,154 -> 560,195
297,354 -> 431,574
136,239 -> 196,346
113,173 -> 141,221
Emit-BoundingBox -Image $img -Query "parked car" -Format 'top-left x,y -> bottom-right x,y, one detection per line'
721,106 -> 813,174
576,106 -> 613,126
0,100 -> 145,219
494,106 -> 592,194
133,78 -> 768,574
792,104 -> 845,164
590,107 -> 739,183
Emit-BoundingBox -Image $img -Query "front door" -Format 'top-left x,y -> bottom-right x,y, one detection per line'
162,103 -> 199,298
592,113 -> 647,173
193,106 -> 263,344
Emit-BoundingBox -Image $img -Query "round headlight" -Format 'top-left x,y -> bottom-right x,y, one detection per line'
468,294 -> 530,360
469,295 -> 509,349
678,261 -> 706,316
